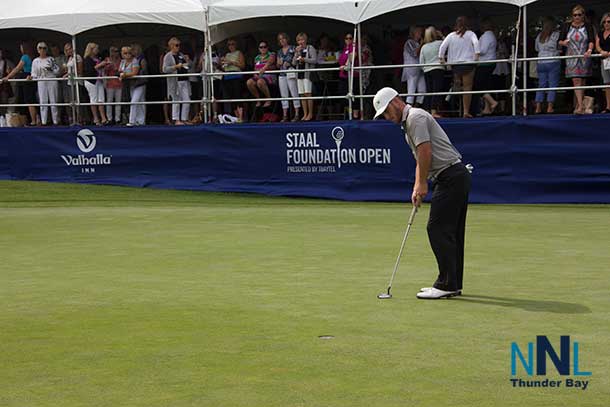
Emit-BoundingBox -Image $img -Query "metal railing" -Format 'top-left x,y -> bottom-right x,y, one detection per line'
1,52 -> 608,123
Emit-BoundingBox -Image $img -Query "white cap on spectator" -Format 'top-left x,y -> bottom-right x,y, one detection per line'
37,42 -> 48,50
373,87 -> 398,119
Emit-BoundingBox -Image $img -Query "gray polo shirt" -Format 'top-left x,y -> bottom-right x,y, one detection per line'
401,106 -> 461,179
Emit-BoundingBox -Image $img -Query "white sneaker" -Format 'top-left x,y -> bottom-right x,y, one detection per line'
420,287 -> 462,295
416,287 -> 459,299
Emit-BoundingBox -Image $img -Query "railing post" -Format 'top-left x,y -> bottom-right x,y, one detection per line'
511,7 -> 522,117
72,35 -> 81,125
69,68 -> 77,126
357,23 -> 364,120
204,8 -> 213,123
522,4 -> 528,116
348,25 -> 357,120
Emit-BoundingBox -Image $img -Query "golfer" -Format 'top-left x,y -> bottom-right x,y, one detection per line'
373,87 -> 471,299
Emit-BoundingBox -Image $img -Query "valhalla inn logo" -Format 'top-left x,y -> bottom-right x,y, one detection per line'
61,129 -> 112,172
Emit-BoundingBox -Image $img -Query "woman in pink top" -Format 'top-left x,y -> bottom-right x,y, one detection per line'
338,32 -> 360,119
104,46 -> 122,124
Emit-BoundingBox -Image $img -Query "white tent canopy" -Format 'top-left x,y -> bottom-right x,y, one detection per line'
0,0 -> 590,38
208,0 -> 364,26
207,1 -> 542,27
356,0 -> 528,23
0,0 -> 209,35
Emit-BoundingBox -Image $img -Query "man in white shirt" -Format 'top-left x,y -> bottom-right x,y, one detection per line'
373,87 -> 471,299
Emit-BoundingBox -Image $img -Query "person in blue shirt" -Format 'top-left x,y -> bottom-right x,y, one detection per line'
2,42 -> 40,125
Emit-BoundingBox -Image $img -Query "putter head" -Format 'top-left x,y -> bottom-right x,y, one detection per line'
377,288 -> 392,299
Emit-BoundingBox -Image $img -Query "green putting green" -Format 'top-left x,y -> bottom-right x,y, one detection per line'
1,181 -> 608,406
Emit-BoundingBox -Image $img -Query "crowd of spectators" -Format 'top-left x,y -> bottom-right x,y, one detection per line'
0,4 -> 609,126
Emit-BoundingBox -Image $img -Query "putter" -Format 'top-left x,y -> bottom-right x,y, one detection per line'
377,205 -> 418,299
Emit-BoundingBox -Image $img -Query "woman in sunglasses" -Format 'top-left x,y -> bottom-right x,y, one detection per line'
596,12 -> 610,113
559,4 -> 595,114
163,37 -> 192,125
246,41 -> 277,108
277,32 -> 301,121
31,42 -> 60,125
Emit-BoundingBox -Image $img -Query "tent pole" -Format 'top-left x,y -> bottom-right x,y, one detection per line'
72,35 -> 81,125
207,18 -> 216,123
511,7 -> 522,117
68,39 -> 77,126
200,31 -> 207,122
357,23 -> 364,120
522,4 -> 528,116
348,25 -> 357,120
201,34 -> 208,124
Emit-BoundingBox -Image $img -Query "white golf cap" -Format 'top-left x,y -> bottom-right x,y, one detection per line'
37,42 -> 48,49
373,87 -> 398,119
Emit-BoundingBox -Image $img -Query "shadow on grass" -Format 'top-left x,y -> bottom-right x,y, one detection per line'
457,294 -> 591,314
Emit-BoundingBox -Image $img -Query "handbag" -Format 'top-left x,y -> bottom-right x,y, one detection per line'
1,64 -> 14,98
603,57 -> 610,71
0,61 -> 15,99
286,69 -> 297,79
0,80 -> 13,98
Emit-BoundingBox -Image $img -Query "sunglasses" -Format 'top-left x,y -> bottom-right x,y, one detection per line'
259,45 -> 268,49
573,13 -> 583,17
604,20 -> 610,24
38,47 -> 47,50
345,36 -> 353,40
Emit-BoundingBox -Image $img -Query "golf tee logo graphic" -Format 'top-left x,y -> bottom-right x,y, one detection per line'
510,336 -> 591,391
76,129 -> 96,153
331,127 -> 345,169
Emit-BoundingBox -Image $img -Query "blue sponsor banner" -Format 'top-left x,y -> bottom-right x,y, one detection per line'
1,115 -> 609,203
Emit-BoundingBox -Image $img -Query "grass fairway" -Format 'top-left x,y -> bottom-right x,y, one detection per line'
1,180 -> 609,407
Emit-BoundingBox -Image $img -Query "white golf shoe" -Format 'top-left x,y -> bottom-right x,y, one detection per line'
416,287 -> 459,299
420,287 -> 462,296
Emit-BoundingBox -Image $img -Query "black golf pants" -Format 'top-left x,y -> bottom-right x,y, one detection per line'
428,163 -> 471,292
